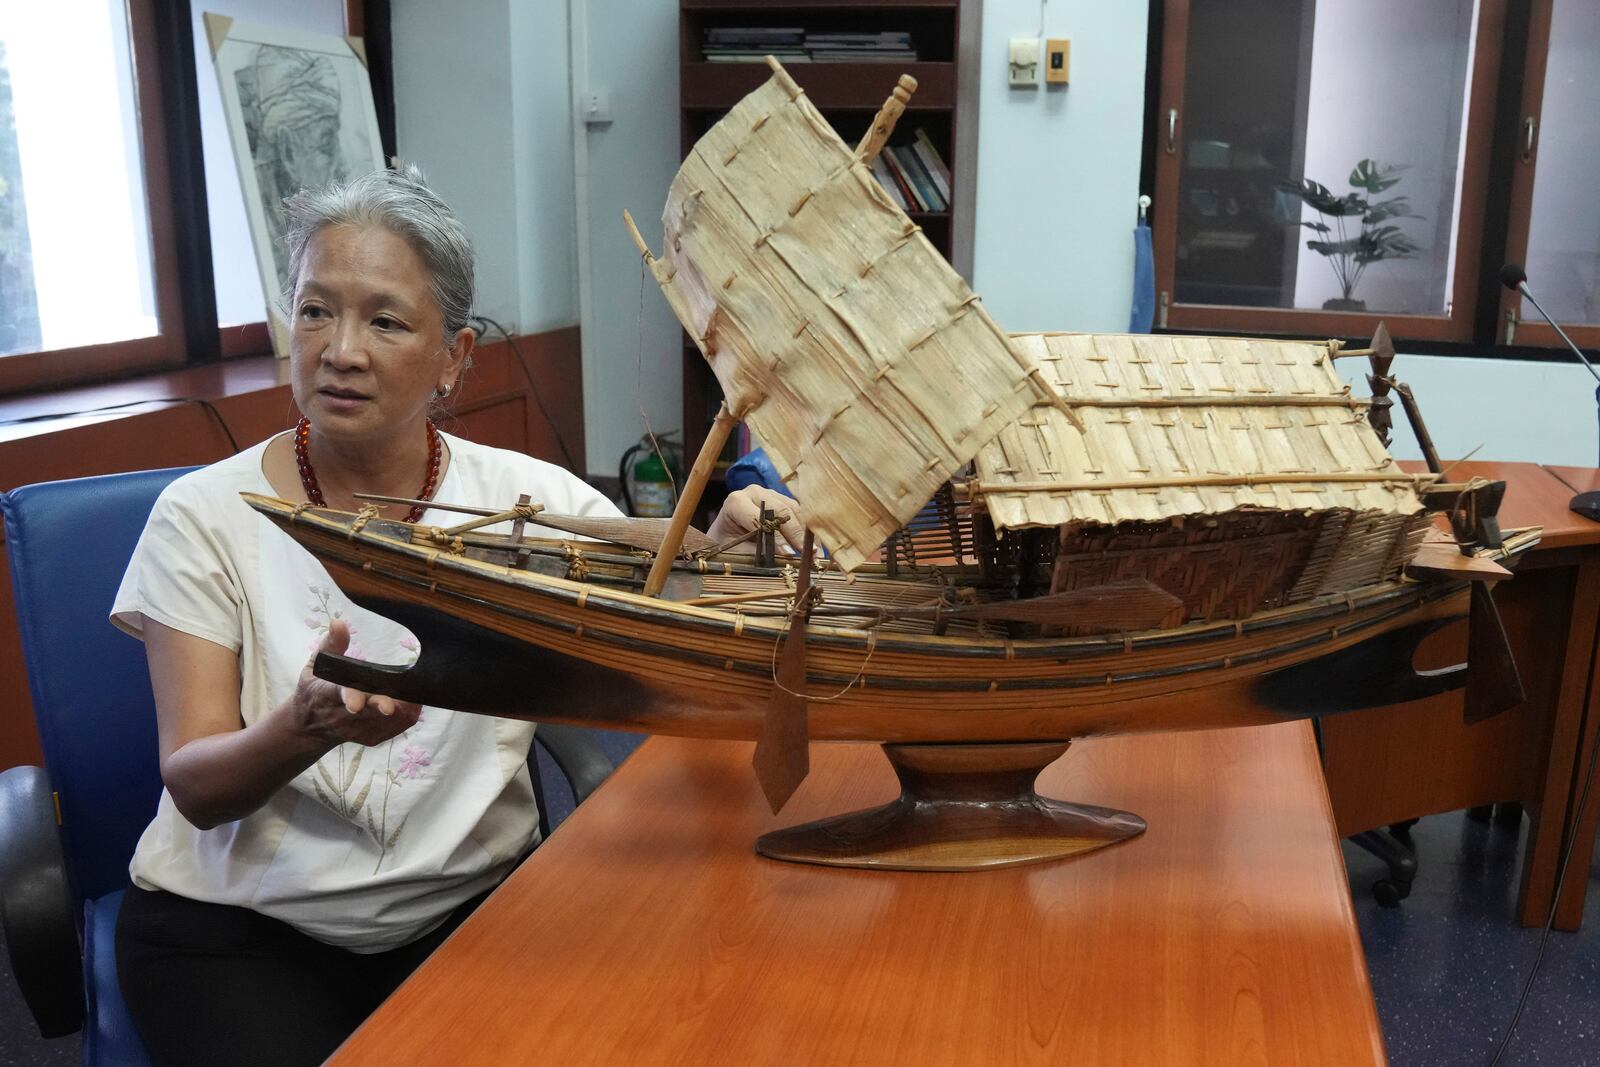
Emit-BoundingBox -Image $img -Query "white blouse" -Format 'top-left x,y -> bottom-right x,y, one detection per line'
111,431 -> 620,952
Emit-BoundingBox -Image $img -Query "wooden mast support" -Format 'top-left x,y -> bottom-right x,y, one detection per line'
622,207 -> 746,597
643,403 -> 738,597
854,74 -> 919,163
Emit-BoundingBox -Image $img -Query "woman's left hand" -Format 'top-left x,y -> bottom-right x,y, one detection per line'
706,486 -> 806,553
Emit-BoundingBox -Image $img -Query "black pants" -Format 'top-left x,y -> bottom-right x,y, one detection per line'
115,884 -> 490,1067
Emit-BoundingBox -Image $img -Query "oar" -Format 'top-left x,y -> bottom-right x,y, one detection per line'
753,530 -> 815,813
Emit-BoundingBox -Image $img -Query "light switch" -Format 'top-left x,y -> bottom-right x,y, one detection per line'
582,91 -> 613,126
1045,38 -> 1070,85
1009,38 -> 1040,88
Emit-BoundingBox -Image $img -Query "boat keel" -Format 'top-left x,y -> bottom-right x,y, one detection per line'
755,741 -> 1145,872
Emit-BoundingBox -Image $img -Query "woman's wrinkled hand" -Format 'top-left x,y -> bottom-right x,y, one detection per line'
292,619 -> 421,747
706,485 -> 806,553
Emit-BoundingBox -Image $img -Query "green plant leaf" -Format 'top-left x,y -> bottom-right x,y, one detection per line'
1363,196 -> 1419,224
1300,221 -> 1332,234
1278,178 -> 1363,215
1349,158 -> 1408,193
1308,237 -> 1363,256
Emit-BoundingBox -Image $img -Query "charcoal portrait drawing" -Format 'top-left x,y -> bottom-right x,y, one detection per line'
207,16 -> 384,354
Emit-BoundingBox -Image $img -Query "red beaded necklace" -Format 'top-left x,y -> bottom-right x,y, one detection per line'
294,417 -> 441,523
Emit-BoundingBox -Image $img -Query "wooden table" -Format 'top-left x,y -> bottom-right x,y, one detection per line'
1320,461 -> 1600,930
332,726 -> 1385,1066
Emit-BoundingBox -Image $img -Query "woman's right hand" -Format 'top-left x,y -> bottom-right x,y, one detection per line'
291,619 -> 422,747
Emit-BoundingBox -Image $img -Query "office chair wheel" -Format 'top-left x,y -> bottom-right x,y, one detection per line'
1372,878 -> 1411,908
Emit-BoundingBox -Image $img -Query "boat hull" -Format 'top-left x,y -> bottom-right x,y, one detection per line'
263,504 -> 1473,743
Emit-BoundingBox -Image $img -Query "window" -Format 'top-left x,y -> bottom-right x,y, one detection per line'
0,0 -> 381,396
0,0 -> 184,392
1502,0 -> 1600,349
1151,0 -> 1588,353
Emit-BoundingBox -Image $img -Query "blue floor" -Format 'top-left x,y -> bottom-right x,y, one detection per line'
1345,810 -> 1600,1066
4,757 -> 1596,1065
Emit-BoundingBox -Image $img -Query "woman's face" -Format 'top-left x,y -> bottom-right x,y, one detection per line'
289,223 -> 469,443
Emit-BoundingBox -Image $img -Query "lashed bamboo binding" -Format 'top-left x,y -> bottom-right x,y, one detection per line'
246,59 -> 1538,873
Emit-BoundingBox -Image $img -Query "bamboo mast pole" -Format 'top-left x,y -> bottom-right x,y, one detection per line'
622,207 -> 744,598
643,404 -> 739,597
854,74 -> 918,163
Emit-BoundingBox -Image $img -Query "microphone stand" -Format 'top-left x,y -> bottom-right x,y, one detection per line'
1508,277 -> 1600,517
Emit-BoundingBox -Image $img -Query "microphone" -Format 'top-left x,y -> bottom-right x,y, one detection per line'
1499,262 -> 1600,386
1501,263 -> 1600,517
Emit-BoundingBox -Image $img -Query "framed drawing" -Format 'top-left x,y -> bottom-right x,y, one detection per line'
204,14 -> 385,357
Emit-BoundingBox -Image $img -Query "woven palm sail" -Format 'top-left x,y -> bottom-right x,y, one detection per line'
645,61 -> 1046,571
975,333 -> 1435,620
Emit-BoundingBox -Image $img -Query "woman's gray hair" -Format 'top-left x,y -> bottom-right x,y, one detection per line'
279,163 -> 475,344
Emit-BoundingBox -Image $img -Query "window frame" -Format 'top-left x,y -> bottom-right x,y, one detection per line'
1148,0 -> 1535,350
0,0 -> 391,396
1495,0 -> 1600,351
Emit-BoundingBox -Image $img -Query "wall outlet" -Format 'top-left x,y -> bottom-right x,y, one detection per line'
1008,38 -> 1040,88
1045,38 -> 1070,85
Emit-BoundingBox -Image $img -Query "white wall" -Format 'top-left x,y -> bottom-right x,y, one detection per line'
571,0 -> 682,478
392,0 -> 577,332
970,0 -> 1150,332
1339,355 -> 1598,468
509,2 -> 580,334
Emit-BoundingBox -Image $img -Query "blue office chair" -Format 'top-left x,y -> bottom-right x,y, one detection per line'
0,467 -> 615,1064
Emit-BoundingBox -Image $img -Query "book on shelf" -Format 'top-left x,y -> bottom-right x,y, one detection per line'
702,26 -> 807,62
803,30 -> 916,62
911,130 -> 952,205
869,155 -> 909,211
699,28 -> 919,64
704,51 -> 810,62
889,144 -> 945,212
704,27 -> 804,44
878,147 -> 928,211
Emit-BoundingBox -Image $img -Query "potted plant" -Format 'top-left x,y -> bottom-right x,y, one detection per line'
1279,159 -> 1421,311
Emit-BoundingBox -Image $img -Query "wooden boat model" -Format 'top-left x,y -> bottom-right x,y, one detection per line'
248,59 -> 1536,872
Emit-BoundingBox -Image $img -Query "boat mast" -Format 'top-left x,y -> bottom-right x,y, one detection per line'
626,67 -> 925,599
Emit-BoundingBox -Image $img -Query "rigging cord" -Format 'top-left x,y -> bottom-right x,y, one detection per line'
0,396 -> 241,454
470,315 -> 581,473
1487,712 -> 1600,1065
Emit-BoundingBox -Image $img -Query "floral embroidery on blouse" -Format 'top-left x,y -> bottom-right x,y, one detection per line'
301,585 -> 429,872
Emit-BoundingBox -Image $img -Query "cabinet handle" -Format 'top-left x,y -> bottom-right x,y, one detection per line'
1522,116 -> 1538,163
1166,108 -> 1178,155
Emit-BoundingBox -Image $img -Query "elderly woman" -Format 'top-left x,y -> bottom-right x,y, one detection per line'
110,165 -> 794,1066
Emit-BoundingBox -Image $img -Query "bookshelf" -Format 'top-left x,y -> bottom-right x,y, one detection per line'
677,0 -> 977,523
